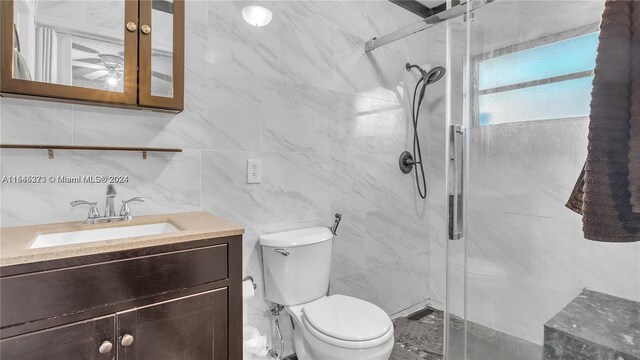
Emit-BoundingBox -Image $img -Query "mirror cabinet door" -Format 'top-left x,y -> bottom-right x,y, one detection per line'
1,0 -> 138,105
138,0 -> 184,111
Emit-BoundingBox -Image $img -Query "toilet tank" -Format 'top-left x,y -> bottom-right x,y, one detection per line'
259,227 -> 333,306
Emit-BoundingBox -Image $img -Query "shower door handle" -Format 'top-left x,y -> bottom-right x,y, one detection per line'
448,125 -> 464,240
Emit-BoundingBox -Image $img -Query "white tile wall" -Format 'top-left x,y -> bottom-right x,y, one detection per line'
0,1 -> 430,359
3,0 -> 634,355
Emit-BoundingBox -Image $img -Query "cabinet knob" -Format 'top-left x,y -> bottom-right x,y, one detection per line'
98,340 -> 113,354
140,25 -> 151,34
126,22 -> 137,32
120,334 -> 134,347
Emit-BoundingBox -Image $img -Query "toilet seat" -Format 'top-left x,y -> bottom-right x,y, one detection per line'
299,295 -> 394,349
302,316 -> 394,349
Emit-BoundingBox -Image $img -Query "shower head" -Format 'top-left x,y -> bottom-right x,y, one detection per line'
405,63 -> 446,85
424,66 -> 446,85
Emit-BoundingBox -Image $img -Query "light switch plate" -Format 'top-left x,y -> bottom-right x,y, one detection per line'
247,159 -> 262,184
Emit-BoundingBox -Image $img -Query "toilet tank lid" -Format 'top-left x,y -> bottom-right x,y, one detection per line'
259,227 -> 333,248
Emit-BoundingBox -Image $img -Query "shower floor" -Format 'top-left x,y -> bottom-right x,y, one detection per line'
284,306 -> 540,360
390,307 -> 543,360
391,307 -> 445,360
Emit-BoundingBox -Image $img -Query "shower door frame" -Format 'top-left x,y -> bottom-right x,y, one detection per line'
443,1 -> 472,359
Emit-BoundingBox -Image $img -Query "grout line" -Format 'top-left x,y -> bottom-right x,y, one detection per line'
259,76 -> 263,154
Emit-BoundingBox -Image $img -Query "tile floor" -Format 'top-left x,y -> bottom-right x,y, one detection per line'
391,307 -> 543,360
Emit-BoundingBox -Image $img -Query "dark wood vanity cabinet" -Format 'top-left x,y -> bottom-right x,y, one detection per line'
117,289 -> 228,360
0,236 -> 241,360
0,0 -> 184,111
1,315 -> 116,360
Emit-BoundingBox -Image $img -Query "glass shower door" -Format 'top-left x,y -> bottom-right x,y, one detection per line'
448,0 -> 609,359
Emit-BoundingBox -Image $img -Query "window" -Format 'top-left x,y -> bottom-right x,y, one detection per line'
477,32 -> 599,126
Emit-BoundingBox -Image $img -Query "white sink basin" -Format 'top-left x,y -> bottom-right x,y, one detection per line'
30,222 -> 180,249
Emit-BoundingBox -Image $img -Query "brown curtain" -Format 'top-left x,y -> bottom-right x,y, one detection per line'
566,0 -> 640,242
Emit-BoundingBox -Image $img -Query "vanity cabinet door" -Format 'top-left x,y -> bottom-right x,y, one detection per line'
117,288 -> 228,360
0,315 -> 116,360
0,0 -> 139,106
137,0 -> 184,111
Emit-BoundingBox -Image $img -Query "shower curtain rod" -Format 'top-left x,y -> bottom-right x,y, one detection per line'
364,0 -> 494,52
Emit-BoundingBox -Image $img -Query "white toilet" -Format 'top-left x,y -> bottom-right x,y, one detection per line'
259,227 -> 394,360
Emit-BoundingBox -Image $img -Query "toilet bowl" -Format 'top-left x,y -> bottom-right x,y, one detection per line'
259,227 -> 394,360
287,295 -> 394,360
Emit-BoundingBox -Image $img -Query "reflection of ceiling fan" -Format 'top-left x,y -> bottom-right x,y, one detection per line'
82,54 -> 124,85
72,40 -> 173,87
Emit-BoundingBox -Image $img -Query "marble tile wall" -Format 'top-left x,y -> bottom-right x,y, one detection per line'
5,0 -> 632,354
0,1 -> 436,358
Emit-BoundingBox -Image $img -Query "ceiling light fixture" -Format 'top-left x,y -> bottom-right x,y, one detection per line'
106,76 -> 119,87
242,6 -> 273,27
106,68 -> 120,87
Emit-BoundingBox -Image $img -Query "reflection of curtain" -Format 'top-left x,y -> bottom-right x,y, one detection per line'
12,25 -> 32,80
56,33 -> 72,85
13,48 -> 32,80
35,26 -> 57,83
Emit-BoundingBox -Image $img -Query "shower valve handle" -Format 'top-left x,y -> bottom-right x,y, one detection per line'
399,151 -> 421,174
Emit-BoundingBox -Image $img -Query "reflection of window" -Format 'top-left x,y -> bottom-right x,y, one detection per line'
477,32 -> 599,126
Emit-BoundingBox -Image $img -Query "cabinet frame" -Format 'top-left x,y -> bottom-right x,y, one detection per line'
0,0 -> 184,111
0,0 -> 139,106
138,0 -> 185,110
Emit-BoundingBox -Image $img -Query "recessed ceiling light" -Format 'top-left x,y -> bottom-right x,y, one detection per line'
242,6 -> 273,27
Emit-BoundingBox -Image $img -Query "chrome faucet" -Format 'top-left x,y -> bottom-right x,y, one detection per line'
71,185 -> 145,224
105,184 -> 117,218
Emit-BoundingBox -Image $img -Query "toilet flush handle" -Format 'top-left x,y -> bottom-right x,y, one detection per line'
275,249 -> 290,256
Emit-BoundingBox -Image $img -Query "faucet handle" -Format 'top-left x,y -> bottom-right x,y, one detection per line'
119,197 -> 145,221
122,197 -> 145,205
70,200 -> 100,223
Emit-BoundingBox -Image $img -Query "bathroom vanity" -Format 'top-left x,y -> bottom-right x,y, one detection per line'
0,212 -> 243,359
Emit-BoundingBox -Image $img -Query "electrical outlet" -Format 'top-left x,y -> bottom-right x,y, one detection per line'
247,159 -> 262,184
